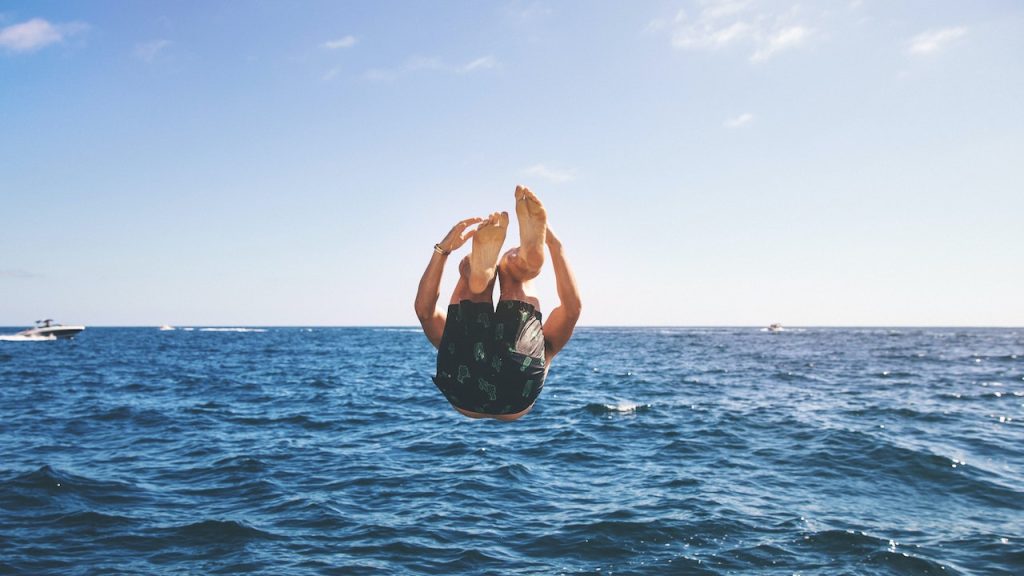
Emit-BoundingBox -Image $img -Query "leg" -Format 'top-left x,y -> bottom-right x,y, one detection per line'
496,248 -> 541,310
449,256 -> 495,305
505,185 -> 547,283
468,211 -> 509,294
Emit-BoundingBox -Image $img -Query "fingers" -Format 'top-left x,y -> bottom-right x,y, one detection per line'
458,217 -> 484,228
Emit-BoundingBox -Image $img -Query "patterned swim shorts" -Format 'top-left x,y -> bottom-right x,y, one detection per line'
432,300 -> 547,415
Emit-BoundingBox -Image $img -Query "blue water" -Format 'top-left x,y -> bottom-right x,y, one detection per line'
0,327 -> 1021,575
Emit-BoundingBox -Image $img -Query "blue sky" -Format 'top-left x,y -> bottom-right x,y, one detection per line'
2,1 -> 1022,326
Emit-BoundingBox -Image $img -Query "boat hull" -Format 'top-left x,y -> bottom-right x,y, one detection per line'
17,326 -> 85,340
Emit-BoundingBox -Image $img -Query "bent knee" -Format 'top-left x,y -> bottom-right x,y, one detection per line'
499,251 -> 540,282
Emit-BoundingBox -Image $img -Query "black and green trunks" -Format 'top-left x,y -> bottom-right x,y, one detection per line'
433,299 -> 547,415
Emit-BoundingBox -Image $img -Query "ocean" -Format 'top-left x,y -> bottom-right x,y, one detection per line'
0,327 -> 1021,575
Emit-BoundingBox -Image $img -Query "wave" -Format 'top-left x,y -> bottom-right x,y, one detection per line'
718,542 -> 800,567
795,529 -> 953,572
197,328 -> 268,333
862,549 -> 952,572
805,429 -> 1024,508
224,413 -> 336,431
1,465 -> 146,507
162,519 -> 280,543
844,405 -> 955,423
93,405 -> 175,427
801,528 -> 889,551
48,510 -> 139,528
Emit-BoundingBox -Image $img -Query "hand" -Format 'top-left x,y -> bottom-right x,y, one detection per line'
438,217 -> 484,253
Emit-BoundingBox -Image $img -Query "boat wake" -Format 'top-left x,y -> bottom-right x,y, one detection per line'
0,334 -> 56,342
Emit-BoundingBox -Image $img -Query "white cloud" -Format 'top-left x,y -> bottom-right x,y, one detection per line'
522,163 -> 577,183
907,27 -> 966,55
0,18 -> 66,52
364,55 -> 498,81
669,10 -> 752,50
405,56 -> 445,72
323,35 -> 357,50
702,0 -> 751,21
462,55 -> 497,72
507,2 -> 553,21
751,25 -> 808,61
657,1 -> 812,62
0,268 -> 40,279
134,39 -> 170,63
724,112 -> 754,128
363,68 -> 395,82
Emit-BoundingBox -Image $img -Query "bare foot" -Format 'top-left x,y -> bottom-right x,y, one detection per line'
515,185 -> 547,271
468,211 -> 508,294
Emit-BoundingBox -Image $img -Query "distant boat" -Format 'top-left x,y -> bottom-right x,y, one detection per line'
767,323 -> 784,333
17,319 -> 85,340
159,325 -> 176,331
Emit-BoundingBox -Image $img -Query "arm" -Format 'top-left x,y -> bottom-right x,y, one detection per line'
414,217 -> 482,348
542,228 -> 582,362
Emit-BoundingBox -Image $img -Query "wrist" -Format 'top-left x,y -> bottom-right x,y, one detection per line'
433,243 -> 451,256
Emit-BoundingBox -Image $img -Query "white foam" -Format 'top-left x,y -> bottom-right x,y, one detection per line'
198,328 -> 268,333
606,401 -> 645,413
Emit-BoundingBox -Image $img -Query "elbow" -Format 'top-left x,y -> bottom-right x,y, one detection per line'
565,299 -> 582,320
414,302 -> 433,324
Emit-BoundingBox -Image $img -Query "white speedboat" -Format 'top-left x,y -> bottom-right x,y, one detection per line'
767,323 -> 784,333
17,319 -> 85,340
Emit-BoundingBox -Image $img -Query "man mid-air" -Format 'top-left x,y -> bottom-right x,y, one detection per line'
414,186 -> 581,421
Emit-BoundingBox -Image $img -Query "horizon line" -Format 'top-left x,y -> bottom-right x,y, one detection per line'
2,324 -> 1020,329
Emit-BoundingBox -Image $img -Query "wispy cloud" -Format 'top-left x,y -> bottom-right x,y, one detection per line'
907,27 -> 966,55
0,17 -> 85,53
462,55 -> 497,72
522,163 -> 576,183
506,2 -> 553,21
0,269 -> 41,279
364,54 -> 499,81
134,39 -> 170,63
724,112 -> 754,128
653,1 -> 812,62
751,25 -> 808,61
323,35 -> 357,50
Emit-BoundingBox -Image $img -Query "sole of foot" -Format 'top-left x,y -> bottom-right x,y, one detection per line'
469,211 -> 509,294
515,185 -> 547,271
